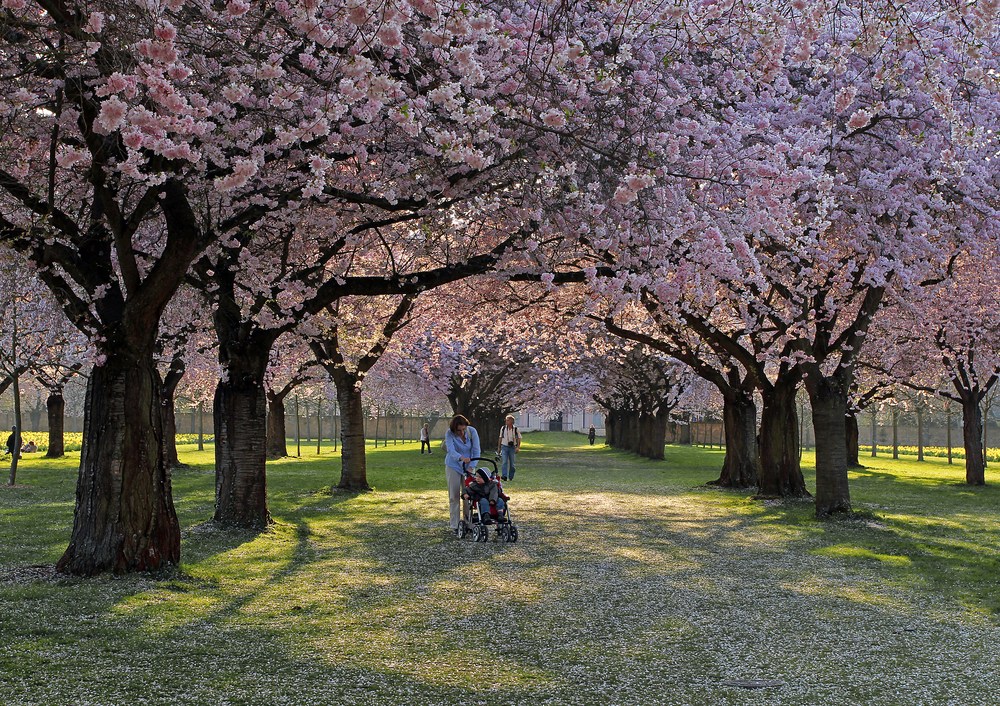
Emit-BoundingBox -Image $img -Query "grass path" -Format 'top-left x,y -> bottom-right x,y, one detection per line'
1,433 -> 998,705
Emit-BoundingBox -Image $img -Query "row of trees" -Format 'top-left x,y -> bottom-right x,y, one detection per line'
2,1 -> 998,575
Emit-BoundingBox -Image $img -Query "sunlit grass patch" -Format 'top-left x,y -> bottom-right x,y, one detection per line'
813,544 -> 913,566
2,432 -> 1000,705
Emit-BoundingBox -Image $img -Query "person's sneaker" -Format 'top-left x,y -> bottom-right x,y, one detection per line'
501,477 -> 508,481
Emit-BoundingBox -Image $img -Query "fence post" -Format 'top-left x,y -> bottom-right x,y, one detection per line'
892,409 -> 899,460
316,400 -> 323,455
870,411 -> 877,457
295,394 -> 301,458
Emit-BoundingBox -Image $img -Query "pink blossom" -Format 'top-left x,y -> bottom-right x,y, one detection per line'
123,131 -> 144,150
55,148 -> 90,168
95,96 -> 128,134
154,24 -> 177,42
84,11 -> 104,33
540,108 -> 566,128
347,5 -> 368,26
834,87 -> 857,113
378,24 -> 403,48
847,109 -> 872,130
227,0 -> 250,17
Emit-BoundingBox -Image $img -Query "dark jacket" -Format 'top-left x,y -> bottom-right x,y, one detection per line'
465,478 -> 502,504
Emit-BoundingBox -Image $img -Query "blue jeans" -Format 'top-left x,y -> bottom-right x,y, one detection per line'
479,497 -> 505,520
500,445 -> 517,479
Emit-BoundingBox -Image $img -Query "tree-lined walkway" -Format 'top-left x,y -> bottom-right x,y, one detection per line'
1,433 -> 998,705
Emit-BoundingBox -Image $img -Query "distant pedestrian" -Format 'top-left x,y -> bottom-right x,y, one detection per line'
4,426 -> 17,456
497,415 -> 522,481
420,423 -> 432,454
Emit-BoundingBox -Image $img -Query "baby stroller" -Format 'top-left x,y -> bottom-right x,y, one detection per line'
458,457 -> 519,543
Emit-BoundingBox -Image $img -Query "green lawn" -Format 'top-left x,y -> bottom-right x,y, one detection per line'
1,432 -> 998,705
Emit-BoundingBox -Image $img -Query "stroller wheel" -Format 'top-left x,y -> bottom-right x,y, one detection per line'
477,525 -> 488,542
458,521 -> 468,539
508,525 -> 518,543
471,525 -> 482,542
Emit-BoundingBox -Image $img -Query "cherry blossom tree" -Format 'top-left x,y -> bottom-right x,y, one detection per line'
265,334 -> 325,460
874,247 -> 1000,484
591,343 -> 691,461
1,0 -> 693,565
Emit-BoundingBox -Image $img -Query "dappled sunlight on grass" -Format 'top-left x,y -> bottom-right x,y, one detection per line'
3,432 -> 1000,704
813,544 -> 913,566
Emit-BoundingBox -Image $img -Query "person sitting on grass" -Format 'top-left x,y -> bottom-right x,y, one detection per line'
21,440 -> 37,453
463,468 -> 508,524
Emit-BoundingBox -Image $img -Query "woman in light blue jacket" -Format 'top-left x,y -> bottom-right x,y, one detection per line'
444,414 -> 480,535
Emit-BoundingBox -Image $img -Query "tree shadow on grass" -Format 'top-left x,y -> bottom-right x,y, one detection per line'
754,498 -> 1000,615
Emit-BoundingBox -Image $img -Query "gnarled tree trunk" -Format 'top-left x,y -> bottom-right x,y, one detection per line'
845,410 -> 861,468
332,376 -> 369,490
758,377 -> 808,497
266,394 -> 289,460
603,408 -> 618,447
160,360 -> 185,469
213,352 -> 271,528
637,411 -> 667,460
961,396 -> 986,486
45,392 -> 66,459
57,345 -> 180,575
715,393 -> 759,488
809,376 -> 852,517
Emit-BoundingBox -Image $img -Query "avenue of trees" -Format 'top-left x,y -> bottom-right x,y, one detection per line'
1,0 -> 998,575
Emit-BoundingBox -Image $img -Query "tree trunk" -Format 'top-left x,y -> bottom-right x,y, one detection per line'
946,407 -> 953,464
678,413 -> 692,445
916,407 -> 925,462
625,409 -> 641,454
461,406 -> 500,459
213,365 -> 271,528
961,396 -> 986,485
57,350 -> 180,575
333,378 -> 370,490
162,387 -> 180,469
266,394 -> 288,460
636,412 -> 666,460
160,360 -> 185,468
809,376 -> 852,517
845,410 -> 861,468
45,392 -> 66,459
714,393 -> 759,488
604,409 -> 618,447
758,377 -> 808,497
